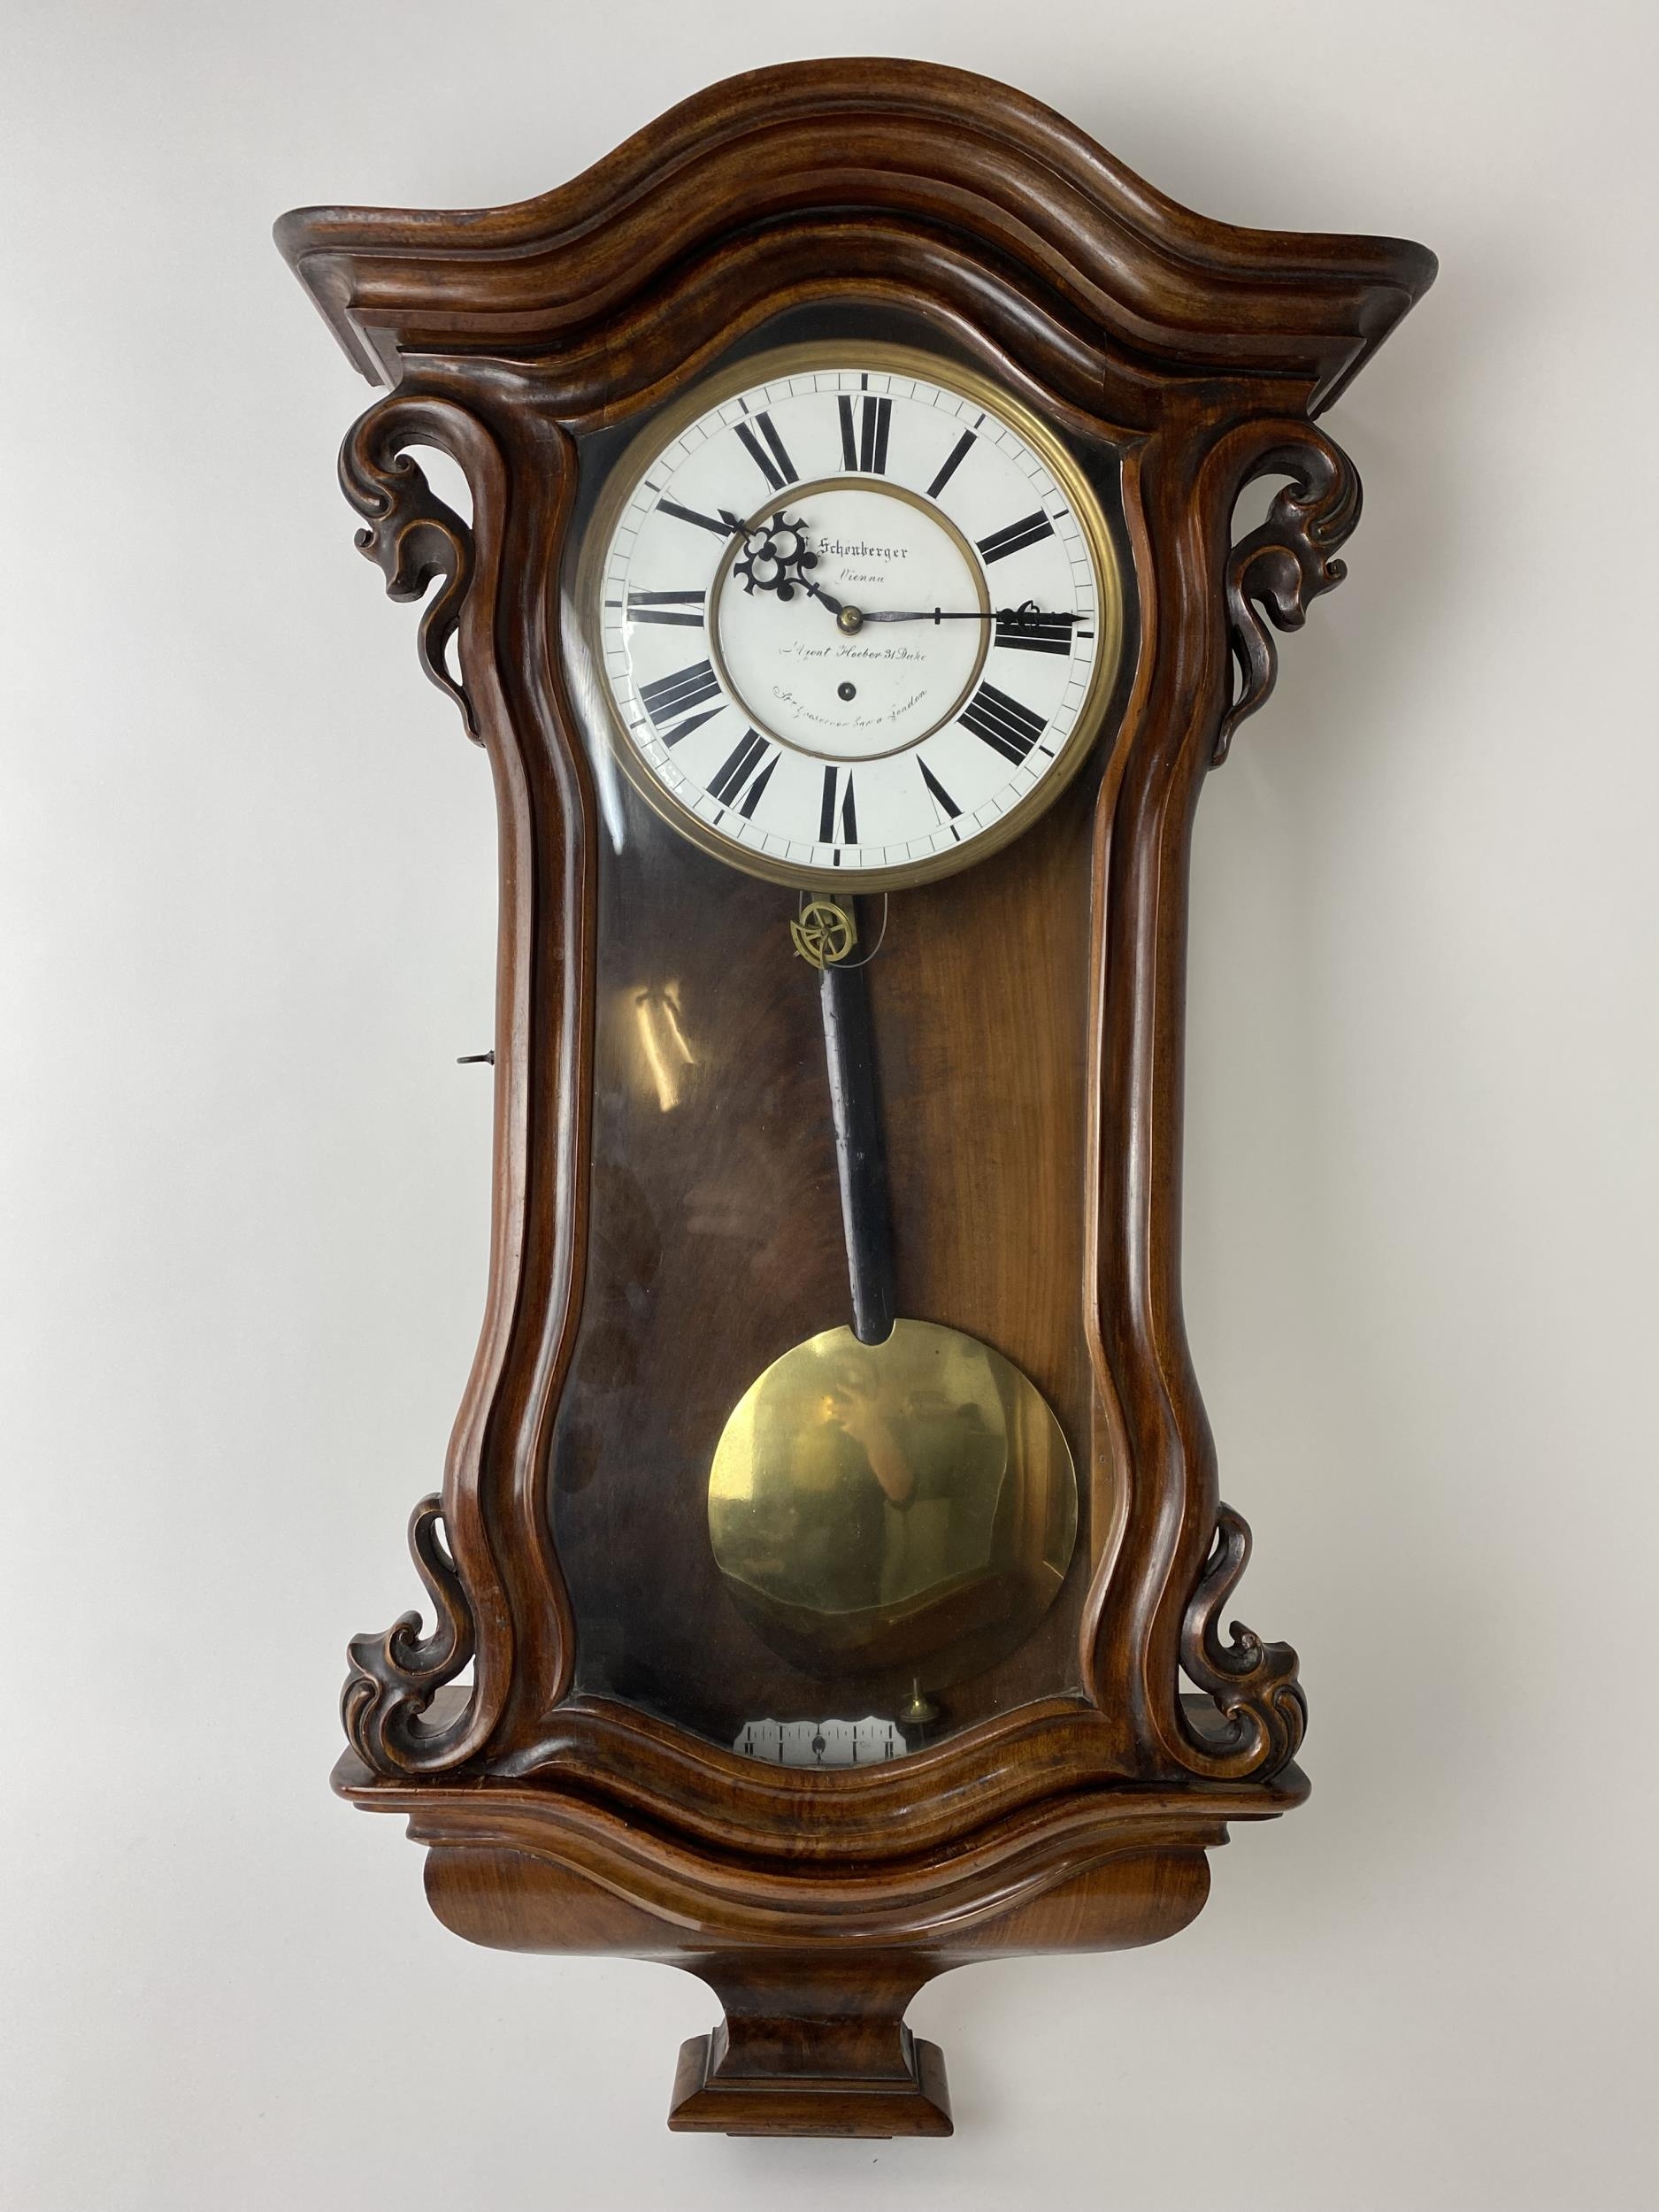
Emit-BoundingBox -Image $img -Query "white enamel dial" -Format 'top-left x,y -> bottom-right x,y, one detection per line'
591,350 -> 1119,887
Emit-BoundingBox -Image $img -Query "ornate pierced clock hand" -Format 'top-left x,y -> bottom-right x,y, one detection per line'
733,511 -> 818,598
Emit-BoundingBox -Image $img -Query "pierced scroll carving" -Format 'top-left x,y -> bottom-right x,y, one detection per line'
1215,429 -> 1363,765
342,1494 -> 480,1776
340,401 -> 479,739
1177,1503 -> 1307,1780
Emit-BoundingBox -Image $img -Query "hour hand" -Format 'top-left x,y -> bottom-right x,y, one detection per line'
734,512 -> 818,599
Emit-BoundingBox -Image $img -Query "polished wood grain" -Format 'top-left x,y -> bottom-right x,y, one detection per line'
547,751 -> 1105,1747
282,58 -> 1432,2133
276,58 -> 1432,407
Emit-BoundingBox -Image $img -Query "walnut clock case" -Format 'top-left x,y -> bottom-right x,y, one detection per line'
278,59 -> 1433,2139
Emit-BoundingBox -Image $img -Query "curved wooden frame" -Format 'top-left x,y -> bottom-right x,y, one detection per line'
280,58 -> 1432,2135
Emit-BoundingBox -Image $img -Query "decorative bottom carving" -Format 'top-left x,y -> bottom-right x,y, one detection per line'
669,1956 -> 951,2139
343,1712 -> 1301,2137
341,1495 -> 481,1775
1179,1503 -> 1307,1778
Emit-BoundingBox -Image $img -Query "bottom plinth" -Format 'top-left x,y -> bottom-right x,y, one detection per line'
669,2021 -> 952,2139
668,1955 -> 953,2137
333,1697 -> 1308,2139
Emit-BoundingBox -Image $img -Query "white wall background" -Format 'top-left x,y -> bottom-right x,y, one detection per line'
4,4 -> 1655,2207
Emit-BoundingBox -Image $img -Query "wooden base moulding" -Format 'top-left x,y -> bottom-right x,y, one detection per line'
335,1692 -> 1304,2135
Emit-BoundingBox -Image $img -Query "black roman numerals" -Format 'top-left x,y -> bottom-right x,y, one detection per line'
626,588 -> 705,628
926,428 -> 976,500
818,766 -> 858,851
993,605 -> 1074,654
918,758 -> 962,821
639,658 -> 721,727
658,497 -> 742,540
658,707 -> 722,749
838,393 -> 891,474
708,727 -> 778,818
733,410 -> 798,493
960,680 -> 1048,764
977,510 -> 1056,565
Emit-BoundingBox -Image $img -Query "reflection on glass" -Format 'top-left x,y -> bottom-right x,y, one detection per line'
709,1319 -> 1076,1685
631,983 -> 695,1112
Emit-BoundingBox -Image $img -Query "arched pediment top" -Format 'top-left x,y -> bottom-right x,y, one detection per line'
276,58 -> 1434,411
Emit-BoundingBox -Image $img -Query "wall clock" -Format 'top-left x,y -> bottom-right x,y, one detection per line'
278,59 -> 1432,2138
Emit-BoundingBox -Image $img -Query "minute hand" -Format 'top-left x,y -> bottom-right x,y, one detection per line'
857,605 -> 1078,626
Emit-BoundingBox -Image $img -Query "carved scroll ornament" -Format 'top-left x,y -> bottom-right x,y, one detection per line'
342,1495 -> 478,1775
340,397 -> 480,739
1179,1503 -> 1307,1779
1216,426 -> 1363,765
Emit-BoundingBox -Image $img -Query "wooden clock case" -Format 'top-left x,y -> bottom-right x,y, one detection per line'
277,58 -> 1433,2138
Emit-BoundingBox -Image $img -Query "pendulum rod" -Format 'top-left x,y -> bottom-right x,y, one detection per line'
818,906 -> 895,1345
